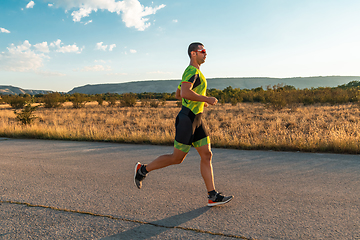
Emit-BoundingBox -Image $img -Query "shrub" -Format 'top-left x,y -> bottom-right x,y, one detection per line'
160,98 -> 167,106
253,94 -> 265,103
220,97 -> 226,105
69,93 -> 88,108
267,97 -> 287,110
14,104 -> 38,125
95,94 -> 105,106
0,95 -> 5,105
230,98 -> 238,106
150,99 -> 159,108
43,92 -> 63,108
107,96 -> 117,107
121,93 -> 137,107
9,95 -> 28,109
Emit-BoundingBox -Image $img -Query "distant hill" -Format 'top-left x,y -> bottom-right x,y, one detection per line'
0,85 -> 52,95
2,76 -> 360,95
68,76 -> 360,95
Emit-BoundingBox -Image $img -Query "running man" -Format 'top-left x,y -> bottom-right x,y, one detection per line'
134,42 -> 233,207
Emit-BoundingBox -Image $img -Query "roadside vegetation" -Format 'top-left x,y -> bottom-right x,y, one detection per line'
1,81 -> 360,154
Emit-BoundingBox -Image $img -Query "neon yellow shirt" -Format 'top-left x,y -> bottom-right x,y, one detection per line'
178,65 -> 207,115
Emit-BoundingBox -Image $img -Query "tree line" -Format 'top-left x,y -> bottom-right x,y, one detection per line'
2,80 -> 360,109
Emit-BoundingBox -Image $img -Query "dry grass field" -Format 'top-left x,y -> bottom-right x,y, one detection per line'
1,101 -> 360,154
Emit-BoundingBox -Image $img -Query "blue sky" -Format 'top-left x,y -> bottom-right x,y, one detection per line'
1,0 -> 360,92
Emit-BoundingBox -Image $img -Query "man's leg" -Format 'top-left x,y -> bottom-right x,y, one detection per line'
134,147 -> 188,189
146,147 -> 188,172
195,143 -> 234,206
195,143 -> 215,192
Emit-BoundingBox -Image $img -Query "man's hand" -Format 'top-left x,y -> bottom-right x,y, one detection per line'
175,88 -> 181,100
206,97 -> 218,105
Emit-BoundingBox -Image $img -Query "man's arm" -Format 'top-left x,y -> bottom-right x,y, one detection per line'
181,82 -> 218,105
175,88 -> 181,100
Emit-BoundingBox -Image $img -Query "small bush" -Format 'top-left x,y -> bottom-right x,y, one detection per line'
1,95 -> 12,105
107,96 -> 117,107
230,98 -> 238,106
14,104 -> 38,125
9,96 -> 28,109
220,97 -> 226,105
95,94 -> 105,106
70,93 -> 88,108
160,98 -> 167,106
121,93 -> 137,107
266,94 -> 287,110
150,100 -> 159,108
43,92 -> 63,108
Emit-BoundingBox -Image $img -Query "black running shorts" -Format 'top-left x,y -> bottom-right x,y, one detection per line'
174,106 -> 210,153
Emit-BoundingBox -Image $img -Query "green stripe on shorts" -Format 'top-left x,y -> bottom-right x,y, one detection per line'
174,140 -> 191,153
192,136 -> 210,148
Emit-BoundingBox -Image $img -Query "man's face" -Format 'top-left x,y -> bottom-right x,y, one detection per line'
195,45 -> 207,64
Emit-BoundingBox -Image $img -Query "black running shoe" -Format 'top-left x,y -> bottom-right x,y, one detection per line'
134,162 -> 146,189
208,192 -> 233,207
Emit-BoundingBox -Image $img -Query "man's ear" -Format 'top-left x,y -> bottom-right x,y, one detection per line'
190,51 -> 196,58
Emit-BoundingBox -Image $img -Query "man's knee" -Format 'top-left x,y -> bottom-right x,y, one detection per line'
172,155 -> 186,164
171,150 -> 187,164
201,149 -> 212,161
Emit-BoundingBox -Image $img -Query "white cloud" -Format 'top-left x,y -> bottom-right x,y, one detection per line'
109,44 -> 116,51
78,65 -> 112,72
0,39 -> 83,73
34,42 -> 50,53
121,1 -> 165,31
58,44 -> 80,53
50,39 -> 61,48
96,42 -> 116,51
50,39 -> 83,53
48,3 -> 53,7
96,42 -> 108,51
172,19 -> 178,23
71,7 -> 95,22
26,1 -> 35,9
51,0 -> 165,31
0,40 -> 47,72
15,40 -> 32,51
84,19 -> 92,25
129,49 -> 137,53
0,27 -> 10,33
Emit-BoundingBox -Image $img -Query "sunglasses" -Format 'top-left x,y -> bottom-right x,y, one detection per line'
196,49 -> 207,54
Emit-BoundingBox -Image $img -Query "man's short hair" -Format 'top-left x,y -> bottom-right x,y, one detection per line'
188,42 -> 204,58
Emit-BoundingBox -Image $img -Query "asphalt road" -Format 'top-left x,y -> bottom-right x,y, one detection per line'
0,138 -> 359,240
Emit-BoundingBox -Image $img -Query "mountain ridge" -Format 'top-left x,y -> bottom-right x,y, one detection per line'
2,76 -> 360,95
0,85 -> 52,95
68,76 -> 360,95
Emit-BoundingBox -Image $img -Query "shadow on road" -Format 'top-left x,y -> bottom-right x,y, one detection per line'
101,206 -> 210,239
